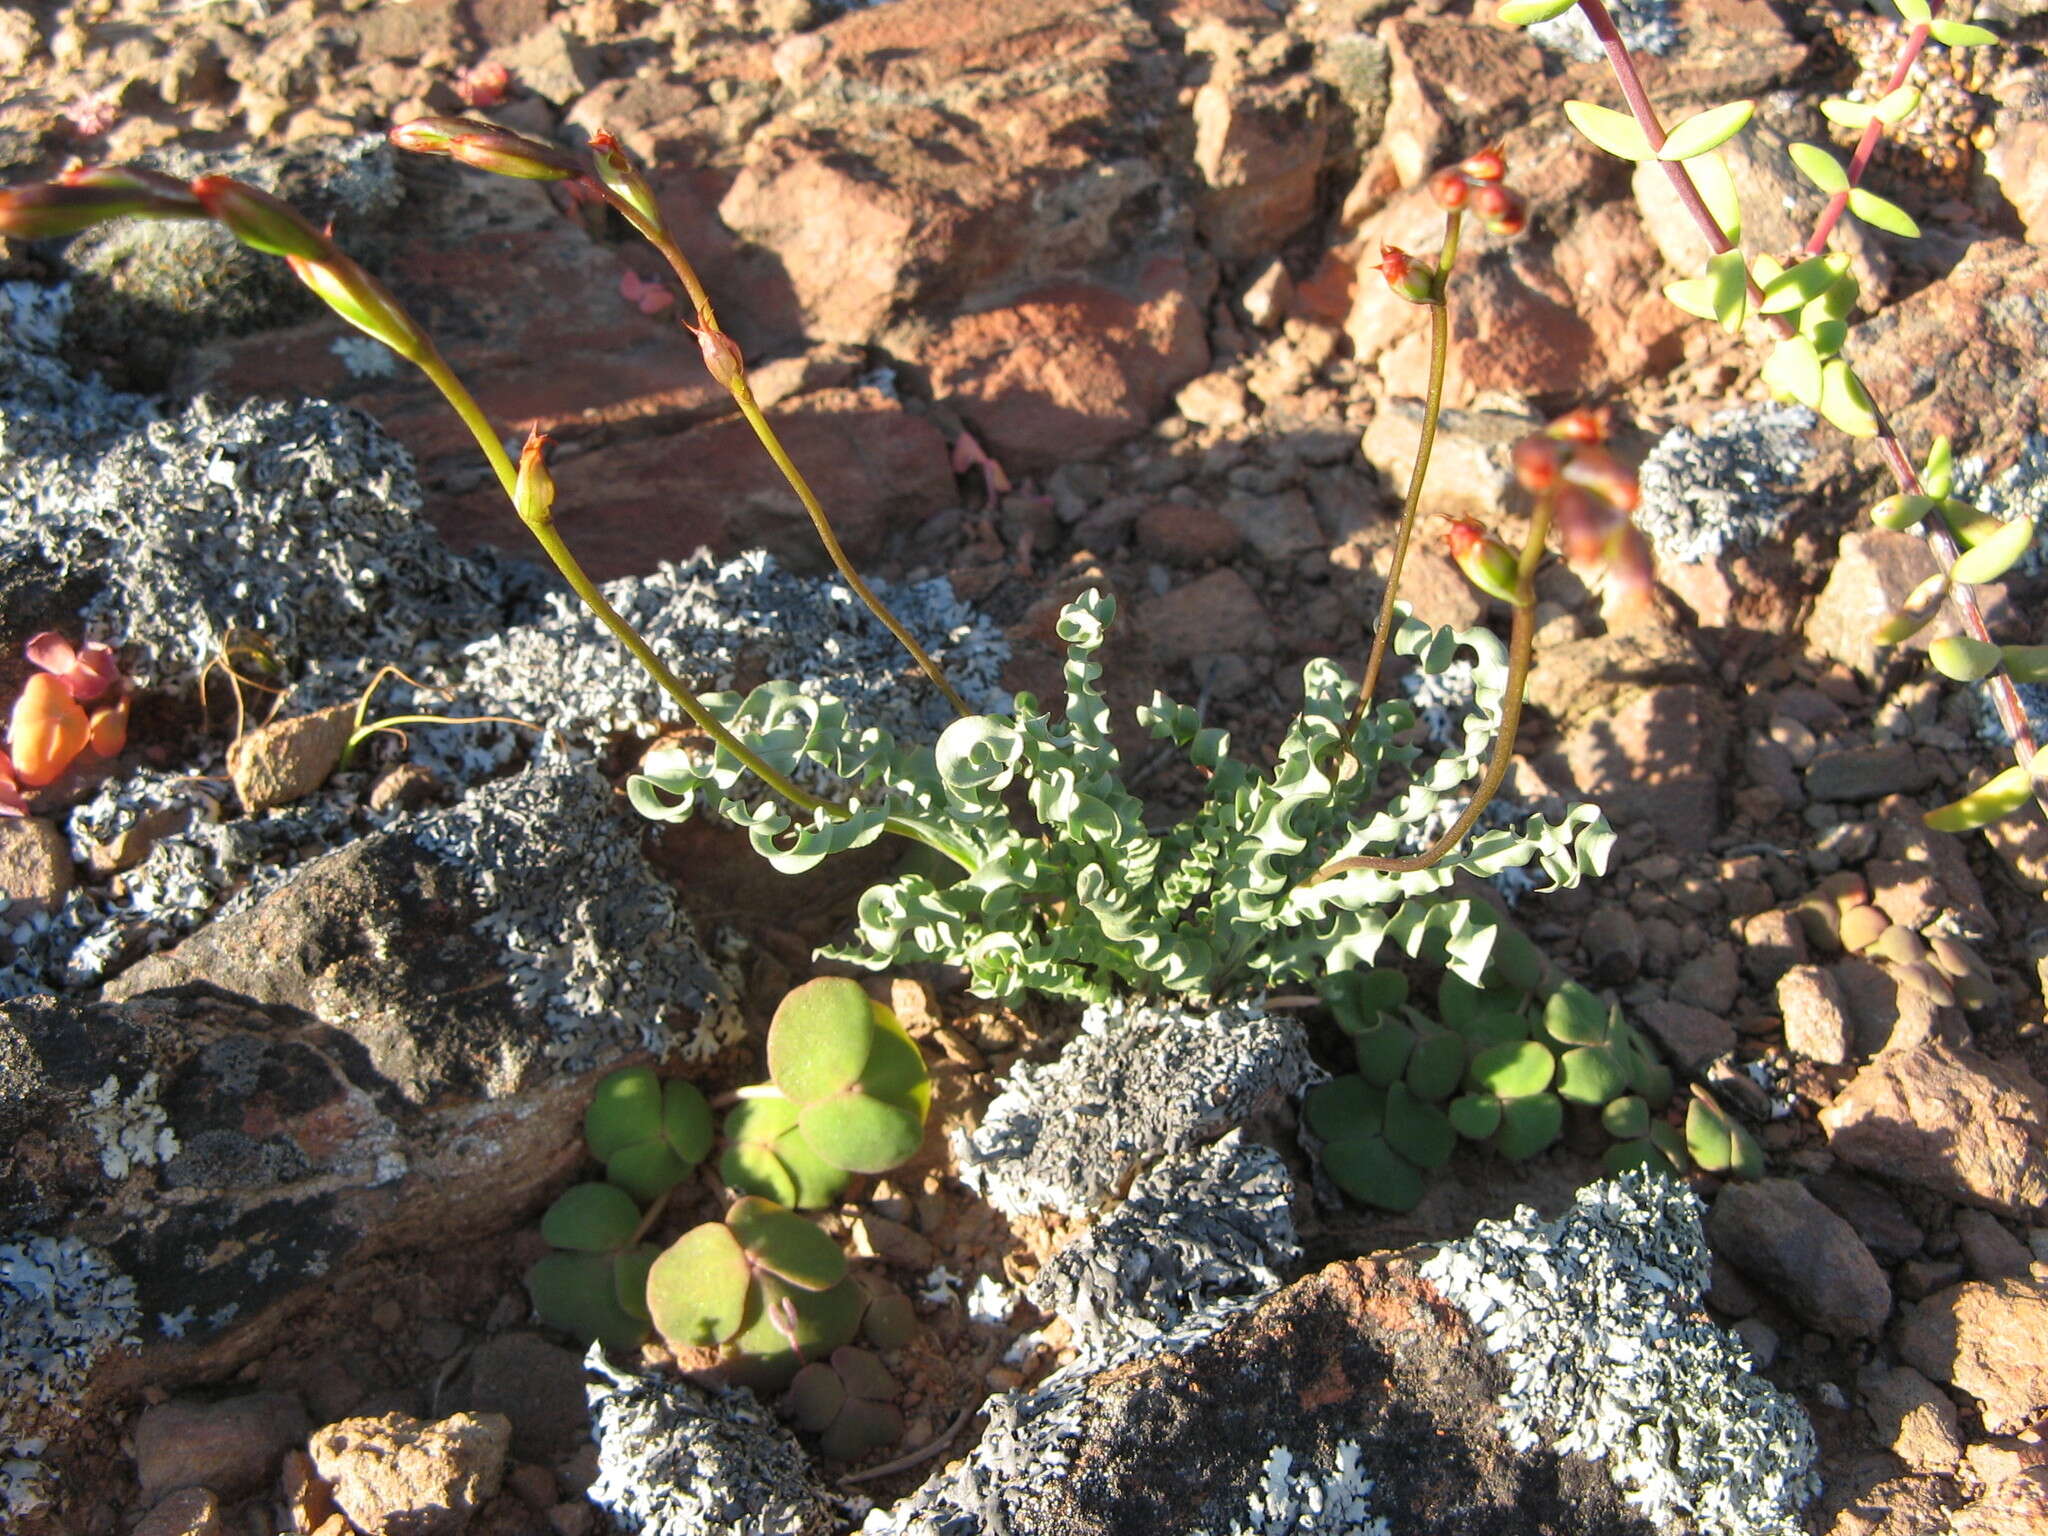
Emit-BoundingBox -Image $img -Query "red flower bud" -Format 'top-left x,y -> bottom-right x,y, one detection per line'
0,168 -> 203,240
1377,244 -> 1437,305
1445,518 -> 1525,606
283,249 -> 430,364
1562,443 -> 1641,514
1602,521 -> 1656,610
87,695 -> 130,758
1551,484 -> 1618,568
1459,145 -> 1507,183
1512,435 -> 1563,494
387,116 -> 580,180
588,131 -> 665,231
1546,406 -> 1610,446
8,672 -> 89,787
1480,189 -> 1527,238
1428,167 -> 1469,210
191,176 -> 331,260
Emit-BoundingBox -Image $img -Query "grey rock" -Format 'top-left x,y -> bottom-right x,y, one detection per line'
1803,745 -> 1937,803
1706,1179 -> 1892,1340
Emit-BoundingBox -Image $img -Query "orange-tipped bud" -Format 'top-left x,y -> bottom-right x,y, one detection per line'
1459,145 -> 1507,183
694,327 -> 746,390
1546,406 -> 1610,446
515,428 -> 556,526
8,672 -> 90,786
388,116 -> 581,180
1562,443 -> 1641,514
1377,244 -> 1437,305
588,132 -> 665,230
191,176 -> 332,260
1428,167 -> 1469,210
1479,189 -> 1527,238
1512,434 -> 1563,494
1445,518 -> 1526,606
87,695 -> 129,758
0,169 -> 202,240
283,249 -> 429,364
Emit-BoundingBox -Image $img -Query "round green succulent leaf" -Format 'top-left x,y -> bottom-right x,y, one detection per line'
768,977 -> 877,1105
832,1344 -> 898,1402
646,1221 -> 753,1348
613,1244 -> 658,1322
1384,1083 -> 1457,1169
721,1141 -> 799,1207
586,1066 -> 663,1162
820,1398 -> 906,1461
525,1251 -> 648,1352
1649,1119 -> 1691,1172
728,1198 -> 848,1291
605,1142 -> 691,1205
861,1289 -> 918,1351
776,1124 -> 855,1209
1352,1017 -> 1416,1086
1323,968 -> 1407,1033
1303,1075 -> 1384,1143
541,1182 -> 642,1253
1601,1094 -> 1651,1141
1557,1044 -> 1629,1106
662,1078 -> 715,1165
786,1361 -> 847,1431
1404,1028 -> 1467,1102
737,1274 -> 866,1364
1456,1008 -> 1530,1049
1448,1093 -> 1502,1141
1495,1093 -> 1564,1160
1542,984 -> 1607,1046
856,1004 -> 932,1119
1604,1139 -> 1674,1178
797,1094 -> 926,1176
1321,1134 -> 1425,1213
1468,1040 -> 1556,1098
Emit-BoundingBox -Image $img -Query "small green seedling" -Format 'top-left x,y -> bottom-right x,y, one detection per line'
525,1181 -> 659,1350
646,1197 -> 866,1389
785,1345 -> 906,1461
586,1065 -> 714,1201
766,977 -> 932,1173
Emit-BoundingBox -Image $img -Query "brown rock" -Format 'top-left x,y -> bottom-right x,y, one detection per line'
130,1487 -> 224,1536
1523,623 -> 1705,736
1706,1179 -> 1892,1340
1826,956 -> 1953,1059
1173,371 -> 1251,429
1135,502 -> 1243,567
1135,569 -> 1275,666
1806,1169 -> 1924,1265
0,815 -> 73,918
923,257 -> 1211,472
1740,909 -> 1808,989
1863,1365 -> 1964,1471
488,23 -> 596,107
1636,999 -> 1734,1077
1191,70 -> 1329,262
135,1392 -> 310,1501
1352,18 -> 1551,205
1357,400 -> 1535,530
1548,683 -> 1726,852
447,1333 -> 590,1463
1987,118 -> 2048,245
1955,1209 -> 2033,1283
1949,1467 -> 2048,1536
310,1411 -> 512,1536
1671,942 -> 1739,1014
1778,964 -> 1853,1066
1895,1275 -> 2048,1435
1806,530 -> 2001,682
226,703 -> 356,814
1820,1041 -> 2048,1219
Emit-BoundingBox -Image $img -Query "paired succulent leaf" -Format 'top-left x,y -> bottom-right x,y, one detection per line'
767,978 -> 932,1174
786,1347 -> 906,1461
1684,1087 -> 1763,1179
1925,746 -> 2048,834
585,1066 -> 714,1202
1496,0 -> 1577,23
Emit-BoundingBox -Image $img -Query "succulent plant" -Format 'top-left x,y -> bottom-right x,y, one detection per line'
784,1346 -> 906,1461
1684,1085 -> 1764,1179
645,1197 -> 866,1389
720,1095 -> 852,1210
525,1181 -> 659,1351
1795,871 -> 1996,1011
765,978 -> 932,1174
585,1066 -> 714,1202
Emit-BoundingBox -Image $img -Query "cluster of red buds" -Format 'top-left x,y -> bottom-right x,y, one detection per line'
1512,408 -> 1653,606
1428,146 -> 1527,238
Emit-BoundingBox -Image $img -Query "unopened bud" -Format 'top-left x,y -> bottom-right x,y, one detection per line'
1561,443 -> 1641,514
1551,483 -> 1618,568
694,327 -> 746,390
0,169 -> 203,240
283,250 -> 429,364
588,131 -> 664,230
1601,522 -> 1656,610
1546,406 -> 1609,446
191,176 -> 331,260
1512,434 -> 1563,494
1377,244 -> 1437,305
515,429 -> 556,526
1445,518 -> 1525,606
1428,167 -> 1469,210
1480,189 -> 1526,238
1459,146 -> 1506,183
388,116 -> 580,180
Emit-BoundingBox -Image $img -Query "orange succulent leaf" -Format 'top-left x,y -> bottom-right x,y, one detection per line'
88,695 -> 130,758
8,672 -> 90,786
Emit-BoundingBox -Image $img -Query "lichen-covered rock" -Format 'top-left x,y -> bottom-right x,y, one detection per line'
1420,1171 -> 1819,1536
952,1000 -> 1322,1217
584,1353 -> 834,1536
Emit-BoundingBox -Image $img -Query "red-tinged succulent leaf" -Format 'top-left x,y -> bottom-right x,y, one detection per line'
768,978 -> 875,1104
646,1222 -> 751,1348
727,1198 -> 847,1291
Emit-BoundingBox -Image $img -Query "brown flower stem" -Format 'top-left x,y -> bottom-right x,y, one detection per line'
589,182 -> 971,717
1574,0 -> 2047,821
1309,497 -> 1551,886
1347,211 -> 1460,736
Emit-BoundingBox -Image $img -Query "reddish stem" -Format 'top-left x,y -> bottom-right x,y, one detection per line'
1805,21 -> 1934,255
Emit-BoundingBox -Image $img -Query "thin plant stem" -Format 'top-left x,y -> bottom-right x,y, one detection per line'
1572,0 -> 2048,821
594,187 -> 971,717
1348,210 -> 1460,735
1309,497 -> 1553,885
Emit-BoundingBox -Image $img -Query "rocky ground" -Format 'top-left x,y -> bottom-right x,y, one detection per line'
4,0 -> 2048,1532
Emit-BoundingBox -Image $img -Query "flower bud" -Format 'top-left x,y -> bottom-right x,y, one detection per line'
1561,443 -> 1641,514
0,750 -> 26,818
1512,434 -> 1563,494
1428,167 -> 1469,210
283,250 -> 430,364
1551,483 -> 1617,568
588,132 -> 665,230
191,176 -> 332,260
1459,145 -> 1506,183
1479,189 -> 1526,238
0,169 -> 202,240
8,672 -> 89,787
1602,521 -> 1656,609
694,327 -> 746,390
1445,518 -> 1525,606
1545,406 -> 1610,446
515,428 -> 556,526
1377,244 -> 1437,305
388,116 -> 581,180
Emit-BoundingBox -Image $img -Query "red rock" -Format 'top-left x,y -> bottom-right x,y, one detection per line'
130,1488 -> 226,1536
1987,118 -> 2048,246
1777,964 -> 1852,1066
225,703 -> 357,814
1949,1467 -> 2048,1536
1191,70 -> 1329,262
1819,1041 -> 2048,1219
1136,502 -> 1244,567
135,1393 -> 311,1501
923,258 -> 1211,472
310,1411 -> 511,1536
1805,530 -> 2004,682
1546,683 -> 1726,852
1896,1275 -> 2048,1436
1137,569 -> 1275,665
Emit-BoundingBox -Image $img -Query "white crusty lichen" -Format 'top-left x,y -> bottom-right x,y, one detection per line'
0,1235 -> 142,1517
82,1071 -> 179,1179
1195,1443 -> 1391,1536
1418,1170 -> 1819,1536
1634,403 -> 1817,566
